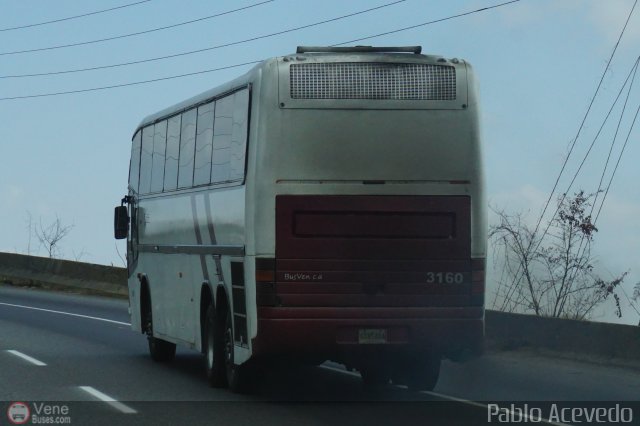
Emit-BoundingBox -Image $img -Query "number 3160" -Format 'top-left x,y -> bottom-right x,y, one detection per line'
426,272 -> 464,284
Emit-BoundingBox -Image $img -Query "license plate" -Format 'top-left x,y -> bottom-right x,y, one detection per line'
358,328 -> 388,344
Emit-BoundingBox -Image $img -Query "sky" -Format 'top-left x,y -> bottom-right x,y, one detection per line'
1,0 -> 638,324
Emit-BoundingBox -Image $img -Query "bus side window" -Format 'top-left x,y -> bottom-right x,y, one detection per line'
212,95 -> 233,183
230,89 -> 249,182
178,108 -> 197,189
164,115 -> 181,192
129,131 -> 142,193
193,101 -> 215,186
139,125 -> 154,195
150,120 -> 168,193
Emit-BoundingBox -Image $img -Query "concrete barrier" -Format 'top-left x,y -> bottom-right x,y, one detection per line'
486,310 -> 640,363
1,252 -> 638,363
0,252 -> 127,296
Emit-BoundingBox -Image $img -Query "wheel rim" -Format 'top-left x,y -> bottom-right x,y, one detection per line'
145,308 -> 156,353
145,309 -> 153,337
224,322 -> 233,366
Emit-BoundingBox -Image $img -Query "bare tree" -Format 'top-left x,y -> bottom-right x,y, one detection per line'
491,191 -> 627,320
72,248 -> 89,262
114,242 -> 127,268
35,216 -> 74,259
24,210 -> 34,255
632,282 -> 640,326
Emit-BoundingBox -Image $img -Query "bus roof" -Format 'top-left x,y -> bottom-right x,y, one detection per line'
133,46 -> 465,138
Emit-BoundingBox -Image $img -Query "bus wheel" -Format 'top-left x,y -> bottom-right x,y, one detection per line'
360,366 -> 390,389
144,302 -> 176,363
406,355 -> 441,391
224,309 -> 250,393
204,305 -> 226,387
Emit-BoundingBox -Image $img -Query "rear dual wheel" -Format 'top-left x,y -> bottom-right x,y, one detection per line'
204,305 -> 226,387
392,354 -> 441,392
203,301 -> 252,392
360,365 -> 391,388
224,309 -> 252,393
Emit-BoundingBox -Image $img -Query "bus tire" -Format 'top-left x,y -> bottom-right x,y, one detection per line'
360,367 -> 390,388
144,299 -> 176,363
406,355 -> 440,391
204,305 -> 226,387
224,309 -> 250,393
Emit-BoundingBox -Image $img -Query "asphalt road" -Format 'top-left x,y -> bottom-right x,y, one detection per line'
1,285 -> 639,425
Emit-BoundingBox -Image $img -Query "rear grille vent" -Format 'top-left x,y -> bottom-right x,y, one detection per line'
290,62 -> 456,100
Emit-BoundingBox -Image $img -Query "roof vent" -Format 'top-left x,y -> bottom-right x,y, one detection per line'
290,62 -> 456,100
296,46 -> 422,54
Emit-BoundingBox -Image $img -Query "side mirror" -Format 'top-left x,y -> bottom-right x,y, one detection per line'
114,205 -> 129,239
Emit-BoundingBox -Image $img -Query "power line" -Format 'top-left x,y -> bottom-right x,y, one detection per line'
533,5 -> 638,251
0,61 -> 262,101
0,0 -> 152,32
0,0 -> 406,79
332,0 -> 522,46
552,57 -> 639,314
591,57 -> 640,219
555,91 -> 640,320
619,284 -> 640,320
497,0 -> 637,310
594,98 -> 640,223
527,0 -> 637,246
497,59 -> 639,311
557,56 -> 639,215
0,0 -> 520,101
0,0 -> 275,56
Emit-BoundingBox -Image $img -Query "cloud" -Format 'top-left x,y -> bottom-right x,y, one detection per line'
595,193 -> 640,225
488,184 -> 549,222
590,193 -> 640,273
467,0 -> 581,28
2,184 -> 24,208
587,0 -> 640,45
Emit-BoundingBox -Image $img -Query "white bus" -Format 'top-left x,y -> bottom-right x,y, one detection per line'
114,45 -> 486,392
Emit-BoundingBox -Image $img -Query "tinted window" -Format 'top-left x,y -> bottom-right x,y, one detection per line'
129,131 -> 142,193
211,96 -> 233,183
150,120 -> 167,193
193,102 -> 215,186
164,115 -> 181,191
139,126 -> 154,194
230,89 -> 249,181
211,89 -> 250,183
178,108 -> 197,189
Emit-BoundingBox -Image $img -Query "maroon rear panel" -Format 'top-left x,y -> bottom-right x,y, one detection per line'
277,195 -> 469,260
274,195 -> 472,308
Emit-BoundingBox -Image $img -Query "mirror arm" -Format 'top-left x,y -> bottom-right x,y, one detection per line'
121,195 -> 133,206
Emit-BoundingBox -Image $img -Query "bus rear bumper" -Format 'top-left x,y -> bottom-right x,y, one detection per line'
252,307 -> 484,362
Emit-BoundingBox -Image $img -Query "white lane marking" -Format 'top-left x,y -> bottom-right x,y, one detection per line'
6,350 -> 47,366
320,364 -> 360,377
321,364 -> 570,426
78,386 -> 137,414
420,391 -> 570,426
0,302 -> 130,326
418,389 -> 488,409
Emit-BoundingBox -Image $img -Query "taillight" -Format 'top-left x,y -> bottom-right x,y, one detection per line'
256,258 -> 278,306
471,257 -> 485,306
